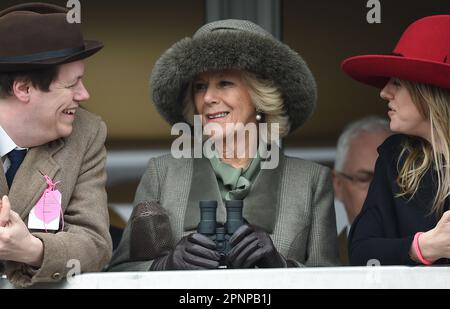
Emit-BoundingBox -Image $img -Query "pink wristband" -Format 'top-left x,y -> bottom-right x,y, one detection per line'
413,232 -> 433,266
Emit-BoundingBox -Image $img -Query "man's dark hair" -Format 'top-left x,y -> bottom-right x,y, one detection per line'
0,66 -> 59,98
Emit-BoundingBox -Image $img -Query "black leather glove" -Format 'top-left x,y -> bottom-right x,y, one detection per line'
226,224 -> 288,268
151,233 -> 221,270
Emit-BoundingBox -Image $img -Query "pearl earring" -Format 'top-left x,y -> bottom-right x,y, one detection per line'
256,112 -> 263,122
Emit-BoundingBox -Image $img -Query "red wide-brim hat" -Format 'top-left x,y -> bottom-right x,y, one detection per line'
342,15 -> 450,90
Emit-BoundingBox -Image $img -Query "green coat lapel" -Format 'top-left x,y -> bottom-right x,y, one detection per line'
183,152 -> 285,234
184,157 -> 225,231
243,153 -> 284,233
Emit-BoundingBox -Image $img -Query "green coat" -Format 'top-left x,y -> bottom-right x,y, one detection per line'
108,152 -> 340,271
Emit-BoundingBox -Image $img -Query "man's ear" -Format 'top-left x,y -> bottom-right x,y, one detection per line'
332,169 -> 343,202
12,80 -> 32,103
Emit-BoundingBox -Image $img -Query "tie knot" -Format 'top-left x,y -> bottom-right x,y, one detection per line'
7,149 -> 27,164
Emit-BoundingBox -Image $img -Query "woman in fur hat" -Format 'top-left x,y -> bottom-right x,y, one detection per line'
108,19 -> 339,271
342,15 -> 450,266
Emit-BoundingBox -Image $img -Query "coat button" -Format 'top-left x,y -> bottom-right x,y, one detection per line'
52,272 -> 61,280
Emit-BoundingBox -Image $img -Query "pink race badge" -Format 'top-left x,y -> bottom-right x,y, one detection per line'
33,189 -> 61,224
28,175 -> 63,232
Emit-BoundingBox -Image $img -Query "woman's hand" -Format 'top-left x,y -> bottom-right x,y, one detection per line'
151,233 -> 221,270
226,224 -> 287,268
411,210 -> 450,263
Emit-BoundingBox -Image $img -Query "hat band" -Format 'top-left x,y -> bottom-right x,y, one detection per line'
0,46 -> 84,63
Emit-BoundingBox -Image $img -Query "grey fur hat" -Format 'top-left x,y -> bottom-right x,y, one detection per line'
150,19 -> 317,133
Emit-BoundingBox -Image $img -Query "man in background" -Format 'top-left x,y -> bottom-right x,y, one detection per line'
332,116 -> 392,265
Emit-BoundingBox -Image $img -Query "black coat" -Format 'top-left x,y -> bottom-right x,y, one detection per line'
349,134 -> 450,266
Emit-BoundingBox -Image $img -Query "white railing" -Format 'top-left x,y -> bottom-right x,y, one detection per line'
1,267 -> 449,289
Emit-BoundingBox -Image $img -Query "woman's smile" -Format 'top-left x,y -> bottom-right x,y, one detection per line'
205,111 -> 230,122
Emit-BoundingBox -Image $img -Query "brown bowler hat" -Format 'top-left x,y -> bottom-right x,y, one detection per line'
0,2 -> 103,72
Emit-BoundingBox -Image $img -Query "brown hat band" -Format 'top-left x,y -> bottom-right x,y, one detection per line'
0,46 -> 84,63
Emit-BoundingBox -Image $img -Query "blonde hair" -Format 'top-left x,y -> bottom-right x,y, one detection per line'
182,71 -> 290,141
396,79 -> 450,217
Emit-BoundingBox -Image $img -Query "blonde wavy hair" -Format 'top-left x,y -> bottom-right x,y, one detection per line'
182,70 -> 290,141
396,79 -> 450,217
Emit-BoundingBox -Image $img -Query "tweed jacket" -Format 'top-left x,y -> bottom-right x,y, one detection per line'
108,152 -> 340,271
0,108 -> 112,287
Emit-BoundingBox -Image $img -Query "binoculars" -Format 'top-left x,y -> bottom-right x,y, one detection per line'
197,200 -> 244,266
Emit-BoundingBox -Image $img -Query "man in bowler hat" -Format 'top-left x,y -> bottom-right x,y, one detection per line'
0,3 -> 111,287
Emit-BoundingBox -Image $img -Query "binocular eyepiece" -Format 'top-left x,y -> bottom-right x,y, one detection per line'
197,200 -> 244,266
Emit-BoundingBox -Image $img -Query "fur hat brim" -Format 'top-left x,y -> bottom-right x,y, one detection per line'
150,29 -> 317,133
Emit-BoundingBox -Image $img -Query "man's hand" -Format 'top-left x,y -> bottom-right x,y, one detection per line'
0,196 -> 44,267
227,224 -> 287,269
